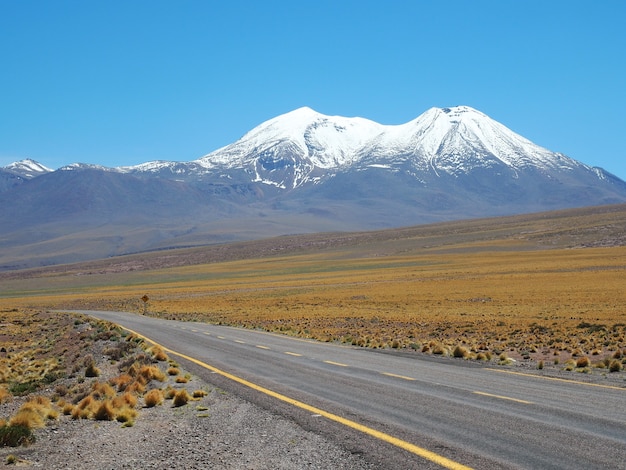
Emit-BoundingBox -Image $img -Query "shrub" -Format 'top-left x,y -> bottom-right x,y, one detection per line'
192,389 -> 208,398
576,356 -> 590,368
537,360 -> 544,370
94,400 -> 115,421
167,367 -> 180,376
110,373 -> 133,392
150,346 -> 168,362
9,381 -> 39,396
452,345 -> 469,358
139,365 -> 166,382
85,361 -> 100,378
609,360 -> 623,372
9,409 -> 45,430
92,382 -> 115,399
144,389 -> 164,408
172,389 -> 191,407
0,386 -> 12,403
115,407 -> 137,425
0,425 -> 35,447
113,392 -> 138,409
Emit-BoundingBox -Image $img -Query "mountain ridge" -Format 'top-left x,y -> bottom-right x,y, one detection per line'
2,105 -> 626,270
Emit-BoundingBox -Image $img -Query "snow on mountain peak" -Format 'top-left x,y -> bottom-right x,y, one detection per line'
4,158 -> 53,178
198,107 -> 384,171
191,104 -> 586,187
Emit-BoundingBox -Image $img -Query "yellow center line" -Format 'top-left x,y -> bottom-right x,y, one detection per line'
473,391 -> 532,404
486,368 -> 626,391
217,336 -> 225,339
256,345 -> 270,350
234,340 -> 246,344
324,360 -> 348,367
203,332 -> 211,336
382,372 -> 416,381
116,325 -> 473,470
284,351 -> 302,357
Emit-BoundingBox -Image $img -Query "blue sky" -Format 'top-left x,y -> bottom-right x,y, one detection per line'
1,1 -> 625,179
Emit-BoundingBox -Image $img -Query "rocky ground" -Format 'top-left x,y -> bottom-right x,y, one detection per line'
1,383 -> 375,469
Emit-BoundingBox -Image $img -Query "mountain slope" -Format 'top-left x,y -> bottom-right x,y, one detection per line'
2,105 -> 626,269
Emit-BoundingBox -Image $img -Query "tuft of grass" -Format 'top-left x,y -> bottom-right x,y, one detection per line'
150,346 -> 168,362
452,345 -> 469,358
537,360 -> 544,370
138,365 -> 166,382
609,359 -> 623,372
115,407 -> 137,425
85,361 -> 100,378
92,382 -> 116,399
172,389 -> 191,407
498,353 -> 513,365
576,356 -> 590,368
0,424 -> 35,447
115,391 -> 138,409
9,409 -> 44,430
167,367 -> 180,376
0,386 -> 11,404
110,373 -> 133,392
192,389 -> 208,398
144,389 -> 164,408
94,400 -> 115,421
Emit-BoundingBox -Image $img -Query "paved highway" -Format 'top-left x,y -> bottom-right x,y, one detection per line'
77,310 -> 626,469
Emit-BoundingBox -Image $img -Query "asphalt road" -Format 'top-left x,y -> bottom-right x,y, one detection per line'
77,310 -> 626,470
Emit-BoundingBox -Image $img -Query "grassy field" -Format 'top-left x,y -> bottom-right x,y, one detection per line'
1,204 -> 625,373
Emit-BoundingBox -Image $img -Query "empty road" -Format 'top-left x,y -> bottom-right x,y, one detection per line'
77,310 -> 626,469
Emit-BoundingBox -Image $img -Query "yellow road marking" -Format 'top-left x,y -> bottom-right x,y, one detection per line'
256,345 -> 270,350
284,351 -> 302,357
382,372 -> 416,381
117,325 -> 473,470
203,332 -> 211,336
486,368 -> 626,391
235,340 -> 246,344
324,360 -> 348,367
473,391 -> 532,404
217,336 -> 225,339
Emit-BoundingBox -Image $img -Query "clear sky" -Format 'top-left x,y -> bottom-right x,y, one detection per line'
1,1 -> 625,179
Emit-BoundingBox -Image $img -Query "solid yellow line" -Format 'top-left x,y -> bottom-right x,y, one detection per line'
382,372 -> 417,381
486,368 -> 626,391
284,351 -> 302,357
473,391 -> 532,405
256,345 -> 270,350
324,360 -> 348,367
119,326 -> 473,470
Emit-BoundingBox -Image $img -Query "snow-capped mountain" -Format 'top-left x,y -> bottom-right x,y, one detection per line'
119,105 -> 607,192
2,105 -> 626,269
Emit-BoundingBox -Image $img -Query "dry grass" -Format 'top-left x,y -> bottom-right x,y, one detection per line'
149,345 -> 168,362
172,389 -> 191,407
144,389 -> 164,407
1,208 -> 625,379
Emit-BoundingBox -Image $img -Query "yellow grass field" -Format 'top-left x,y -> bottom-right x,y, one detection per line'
1,237 -> 625,367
